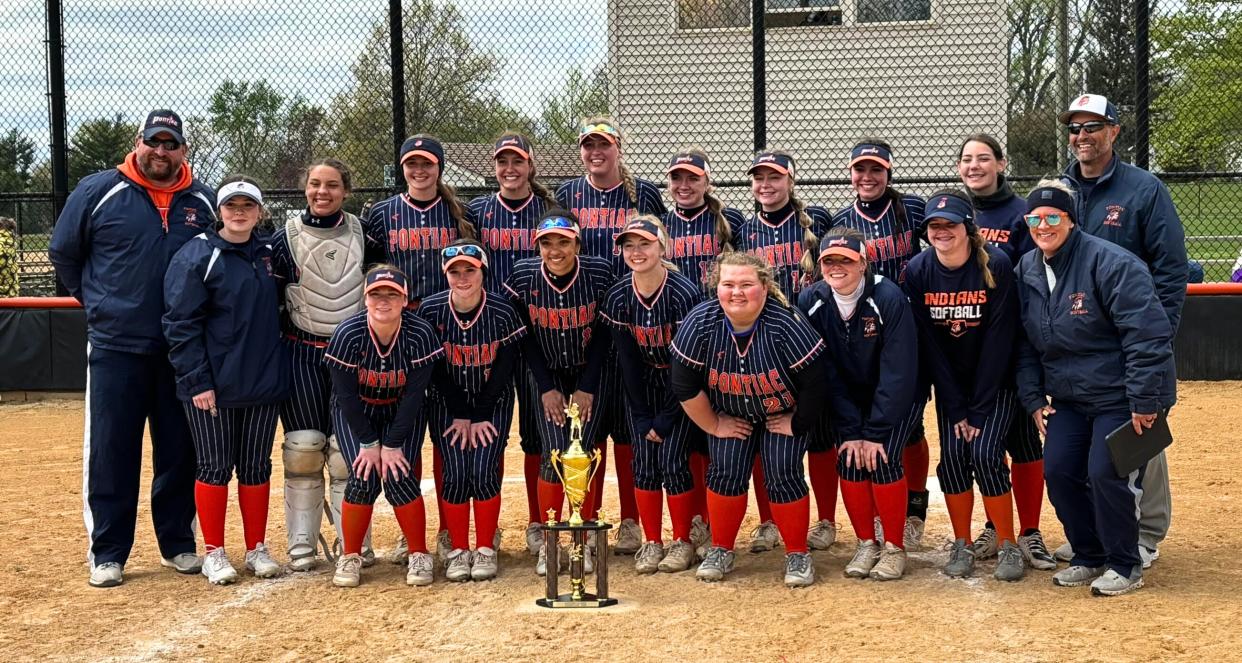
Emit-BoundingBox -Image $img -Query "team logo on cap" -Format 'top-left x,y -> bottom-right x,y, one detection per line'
501,138 -> 518,146
375,270 -> 395,280
414,140 -> 423,146
1076,95 -> 1091,107
937,197 -> 948,209
1041,190 -> 1054,200
758,154 -> 776,163
860,147 -> 880,156
151,115 -> 179,127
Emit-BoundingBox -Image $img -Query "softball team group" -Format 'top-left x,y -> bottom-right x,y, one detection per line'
149,111 -> 1172,594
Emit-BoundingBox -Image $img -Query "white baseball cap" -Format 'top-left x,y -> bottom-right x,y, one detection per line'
1058,94 -> 1119,124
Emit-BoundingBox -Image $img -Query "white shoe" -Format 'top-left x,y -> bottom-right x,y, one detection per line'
634,541 -> 664,574
970,525 -> 999,560
471,547 -> 498,580
583,531 -> 596,574
201,549 -> 239,585
844,540 -> 881,578
658,539 -> 695,572
361,547 -> 376,568
89,562 -> 124,588
388,535 -> 409,565
807,520 -> 837,550
160,552 -> 202,574
614,519 -> 642,555
333,553 -> 363,587
407,552 -> 435,586
695,546 -> 736,581
525,522 -> 543,556
1140,546 -> 1160,570
446,549 -> 472,582
689,515 -> 711,559
784,552 -> 815,588
1017,530 -> 1057,570
870,542 -> 907,581
749,521 -> 781,553
536,543 -> 550,577
245,543 -> 282,578
288,553 -> 318,572
436,530 -> 452,562
903,516 -> 925,550
1053,542 -> 1074,563
873,517 -> 885,546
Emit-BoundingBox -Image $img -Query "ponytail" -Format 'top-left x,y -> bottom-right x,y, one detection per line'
705,191 -> 734,253
790,195 -> 819,279
618,160 -> 638,208
530,177 -> 557,210
972,232 -> 996,289
437,180 -> 477,241
885,187 -> 909,239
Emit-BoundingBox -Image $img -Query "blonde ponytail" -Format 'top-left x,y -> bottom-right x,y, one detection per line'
437,180 -> 477,241
790,195 -> 818,279
972,233 -> 996,289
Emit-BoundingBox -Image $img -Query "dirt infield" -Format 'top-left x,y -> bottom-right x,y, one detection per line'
2,384 -> 1241,662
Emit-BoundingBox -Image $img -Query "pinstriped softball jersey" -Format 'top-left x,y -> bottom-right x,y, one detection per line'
662,206 -> 746,294
469,193 -> 547,292
735,205 -> 831,303
555,176 -> 667,270
503,255 -> 614,371
830,194 -> 926,284
364,195 -> 472,303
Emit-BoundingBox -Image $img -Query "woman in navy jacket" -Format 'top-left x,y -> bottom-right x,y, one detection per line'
163,176 -> 289,585
796,227 -> 922,582
1015,180 -> 1175,597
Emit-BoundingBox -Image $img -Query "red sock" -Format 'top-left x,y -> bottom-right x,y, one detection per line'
634,488 -> 664,543
392,498 -> 428,553
1011,460 -> 1045,533
752,457 -> 774,523
538,479 -> 565,522
433,446 -> 446,534
614,443 -> 639,522
983,492 -> 1017,546
839,479 -> 876,541
583,442 -> 607,521
667,491 -> 695,542
690,452 -> 709,522
524,454 -> 542,524
808,450 -> 838,523
194,481 -> 228,551
237,482 -> 270,551
769,496 -> 811,554
903,438 -> 929,493
341,501 -> 374,555
442,500 -> 471,550
474,496 -> 501,550
872,479 -> 909,549
944,491 -> 975,542
706,490 -> 748,550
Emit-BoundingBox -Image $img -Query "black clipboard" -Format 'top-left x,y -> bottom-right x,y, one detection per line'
1105,414 -> 1173,477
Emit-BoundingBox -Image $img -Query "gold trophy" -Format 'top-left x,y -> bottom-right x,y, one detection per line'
549,402 -> 602,527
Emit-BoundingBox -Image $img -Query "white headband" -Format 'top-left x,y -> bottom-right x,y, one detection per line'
217,181 -> 264,207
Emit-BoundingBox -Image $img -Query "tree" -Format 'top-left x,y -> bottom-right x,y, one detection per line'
327,0 -> 535,187
203,80 -> 329,188
67,115 -> 138,187
538,65 -> 609,144
0,129 -> 36,193
1083,0 -> 1137,160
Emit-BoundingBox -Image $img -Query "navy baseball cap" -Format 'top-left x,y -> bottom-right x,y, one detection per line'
819,234 -> 865,262
365,268 -> 409,297
849,143 -> 892,169
748,151 -> 795,176
142,109 -> 186,145
924,192 -> 974,225
494,134 -> 532,160
1059,94 -> 1120,124
666,153 -> 709,177
615,217 -> 663,245
400,136 -> 444,166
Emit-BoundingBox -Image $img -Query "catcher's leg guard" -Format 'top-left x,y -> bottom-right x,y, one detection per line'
283,430 -> 327,566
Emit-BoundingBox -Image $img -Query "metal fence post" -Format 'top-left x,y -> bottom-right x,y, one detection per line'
1134,0 -> 1150,170
390,0 -> 406,176
45,0 -> 69,296
752,0 -> 765,153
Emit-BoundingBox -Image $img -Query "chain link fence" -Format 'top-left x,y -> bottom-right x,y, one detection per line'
3,0 -> 1241,294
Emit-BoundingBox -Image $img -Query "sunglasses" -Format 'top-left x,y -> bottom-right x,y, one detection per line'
1024,212 -> 1067,228
538,216 -> 577,231
1067,121 -> 1112,135
579,123 -> 619,137
442,244 -> 485,260
142,137 -> 182,150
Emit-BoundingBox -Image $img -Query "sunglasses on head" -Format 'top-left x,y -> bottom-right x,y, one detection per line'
1024,212 -> 1067,228
142,137 -> 182,150
539,216 -> 576,230
1067,121 -> 1111,135
579,123 -> 619,137
442,244 -> 485,261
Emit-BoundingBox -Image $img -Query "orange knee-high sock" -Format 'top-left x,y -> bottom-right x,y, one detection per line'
872,479 -> 909,549
473,496 -> 501,551
341,501 -> 374,556
433,447 -> 446,533
982,492 -> 1017,546
706,490 -> 748,550
237,482 -> 270,551
667,490 -> 695,542
392,498 -> 428,554
538,479 -> 565,522
614,443 -> 639,522
769,496 -> 811,554
1011,460 -> 1045,533
903,438 -> 929,493
944,491 -> 976,542
524,454 -> 542,524
195,481 -> 228,551
442,500 -> 471,550
634,488 -> 664,543
839,479 -> 876,541
690,452 -> 709,522
752,457 -> 774,523
808,450 -> 839,523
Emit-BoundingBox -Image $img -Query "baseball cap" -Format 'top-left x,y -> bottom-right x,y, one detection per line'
1058,94 -> 1119,124
747,151 -> 795,176
578,121 -> 620,146
216,180 -> 263,207
142,109 -> 186,145
365,268 -> 409,297
849,143 -> 892,169
400,136 -> 444,165
614,217 -> 662,245
819,234 -> 865,262
494,135 -> 532,160
923,192 -> 974,225
666,153 -> 709,177
441,243 -> 490,271
534,214 -> 580,240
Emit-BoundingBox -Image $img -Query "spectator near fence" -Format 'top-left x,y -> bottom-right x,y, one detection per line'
1057,93 -> 1187,569
0,217 -> 17,297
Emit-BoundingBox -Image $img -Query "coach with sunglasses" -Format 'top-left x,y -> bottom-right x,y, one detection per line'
51,109 -> 216,588
1057,93 -> 1186,569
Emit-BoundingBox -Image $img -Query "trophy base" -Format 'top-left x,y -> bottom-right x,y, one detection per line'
536,594 -> 619,609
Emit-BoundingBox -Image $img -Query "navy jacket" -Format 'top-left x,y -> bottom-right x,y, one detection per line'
1014,229 -> 1176,416
50,168 -> 217,354
163,231 -> 289,407
797,275 -> 920,442
1061,155 -> 1187,331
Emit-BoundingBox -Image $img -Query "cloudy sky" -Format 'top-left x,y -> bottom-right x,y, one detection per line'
1,0 -> 607,154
